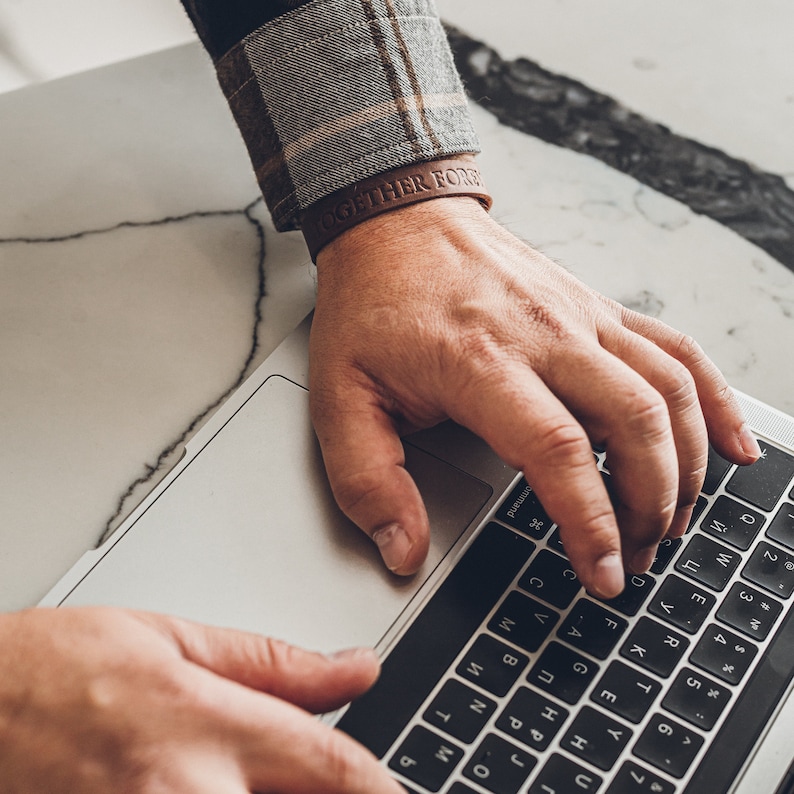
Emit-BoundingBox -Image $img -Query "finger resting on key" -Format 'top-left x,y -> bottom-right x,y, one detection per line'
445,362 -> 626,598
619,309 -> 760,464
599,323 -> 710,539
541,340 -> 682,573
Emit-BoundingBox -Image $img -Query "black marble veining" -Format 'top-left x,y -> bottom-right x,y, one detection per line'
445,25 -> 794,272
1,198 -> 269,543
99,199 -> 268,542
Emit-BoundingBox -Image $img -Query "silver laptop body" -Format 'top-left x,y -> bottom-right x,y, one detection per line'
39,312 -> 794,794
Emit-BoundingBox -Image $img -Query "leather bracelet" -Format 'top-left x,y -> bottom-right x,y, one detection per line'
300,158 -> 492,262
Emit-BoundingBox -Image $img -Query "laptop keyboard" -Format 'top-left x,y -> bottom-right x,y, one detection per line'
336,439 -> 794,794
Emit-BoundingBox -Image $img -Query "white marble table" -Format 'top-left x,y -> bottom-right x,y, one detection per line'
2,1 -> 793,611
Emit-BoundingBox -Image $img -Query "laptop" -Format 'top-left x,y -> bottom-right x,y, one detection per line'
39,311 -> 794,794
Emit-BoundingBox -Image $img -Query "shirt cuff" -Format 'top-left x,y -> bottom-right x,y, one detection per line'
214,0 -> 481,232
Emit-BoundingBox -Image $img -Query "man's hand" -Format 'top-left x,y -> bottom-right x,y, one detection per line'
310,196 -> 760,598
0,607 -> 402,793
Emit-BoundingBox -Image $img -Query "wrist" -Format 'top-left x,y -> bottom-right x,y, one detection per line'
300,157 -> 492,262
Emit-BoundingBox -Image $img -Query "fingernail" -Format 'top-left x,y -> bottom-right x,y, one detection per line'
372,524 -> 412,572
328,647 -> 378,664
631,545 -> 658,574
592,552 -> 625,599
738,424 -> 762,460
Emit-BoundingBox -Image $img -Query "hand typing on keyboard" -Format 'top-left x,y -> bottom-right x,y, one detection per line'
309,197 -> 760,598
0,607 -> 403,794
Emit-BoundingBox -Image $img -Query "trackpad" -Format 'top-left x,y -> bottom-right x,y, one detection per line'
60,376 -> 492,653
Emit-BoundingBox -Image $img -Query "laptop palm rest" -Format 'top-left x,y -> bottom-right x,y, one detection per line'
57,375 -> 492,653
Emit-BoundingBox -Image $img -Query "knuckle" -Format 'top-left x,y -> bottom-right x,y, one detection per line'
534,419 -> 591,466
659,361 -> 699,408
624,390 -> 671,441
331,466 -> 388,516
671,332 -> 705,367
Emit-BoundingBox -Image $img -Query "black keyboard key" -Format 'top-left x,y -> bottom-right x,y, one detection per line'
496,687 -> 568,751
518,549 -> 581,608
462,733 -> 536,794
560,705 -> 632,771
674,534 -> 741,590
546,528 -> 567,555
632,713 -> 704,779
743,540 -> 794,597
648,575 -> 716,634
767,502 -> 794,549
650,537 -> 682,574
488,592 -> 559,652
527,642 -> 599,704
716,582 -> 783,640
557,599 -> 628,659
726,441 -> 794,511
388,725 -> 463,792
528,753 -> 602,794
701,495 -> 765,550
448,785 -> 478,794
337,522 -> 535,758
497,479 -> 554,538
457,635 -> 529,697
703,445 -> 732,494
606,760 -> 676,793
689,623 -> 758,684
600,572 -> 656,616
661,667 -> 731,730
685,603 -> 794,792
423,679 -> 496,743
591,660 -> 661,723
620,616 -> 688,677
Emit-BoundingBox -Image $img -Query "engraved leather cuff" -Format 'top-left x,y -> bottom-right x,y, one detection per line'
300,158 -> 493,262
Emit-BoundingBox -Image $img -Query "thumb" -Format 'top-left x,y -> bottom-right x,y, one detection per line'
310,382 -> 431,576
141,613 -> 382,713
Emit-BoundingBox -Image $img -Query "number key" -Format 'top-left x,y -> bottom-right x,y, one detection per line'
661,668 -> 731,730
607,760 -> 675,793
633,714 -> 704,779
689,623 -> 758,684
716,583 -> 782,640
743,540 -> 794,597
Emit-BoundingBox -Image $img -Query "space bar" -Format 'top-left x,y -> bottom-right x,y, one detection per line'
336,521 -> 535,759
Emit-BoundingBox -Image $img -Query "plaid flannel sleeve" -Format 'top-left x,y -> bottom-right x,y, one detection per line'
181,0 -> 480,232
